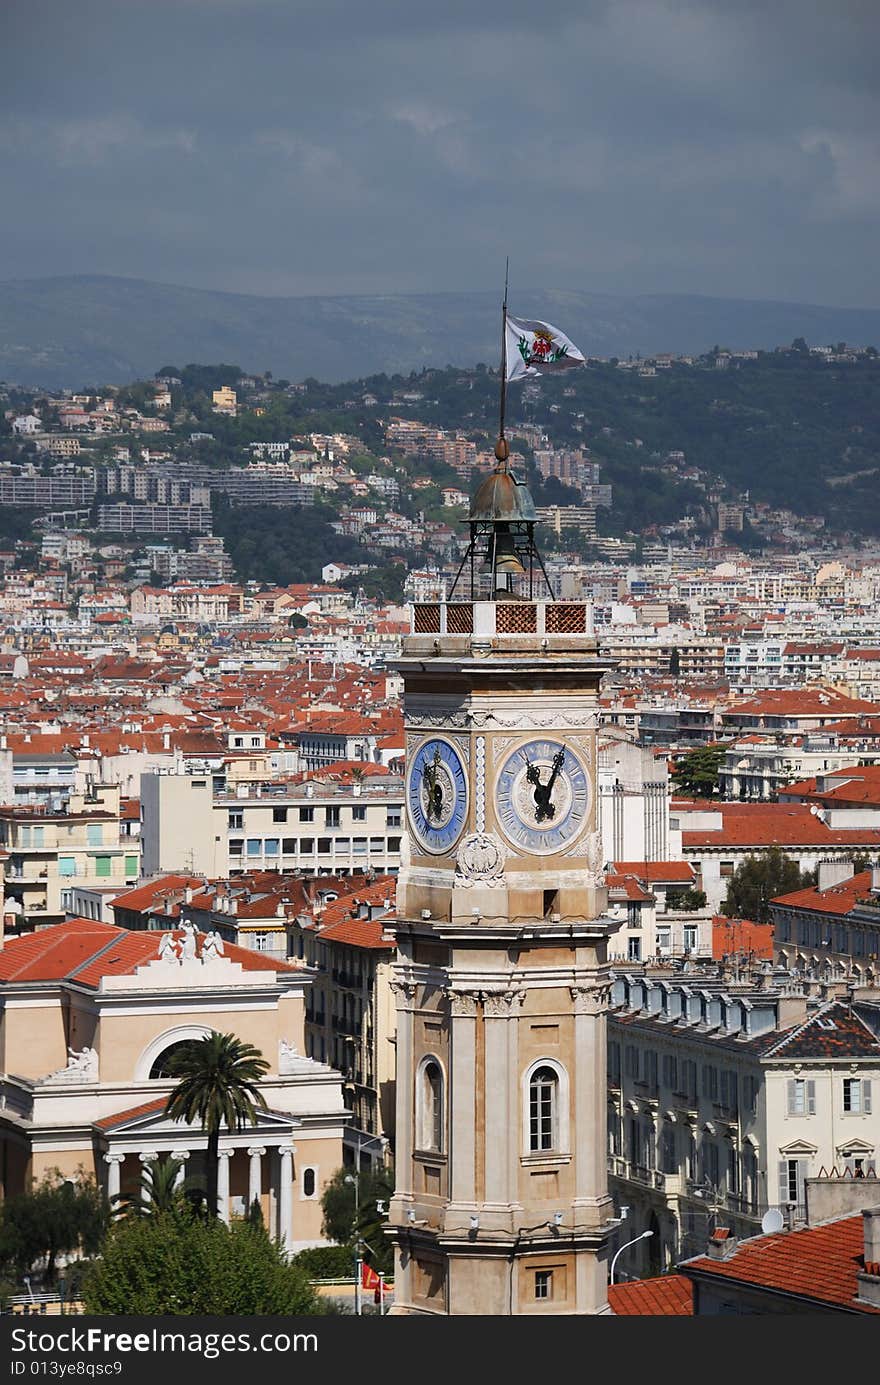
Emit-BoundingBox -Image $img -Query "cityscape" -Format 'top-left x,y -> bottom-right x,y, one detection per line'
1,0 -> 879,1343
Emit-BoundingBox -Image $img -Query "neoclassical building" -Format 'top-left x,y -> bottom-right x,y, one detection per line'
0,917 -> 349,1249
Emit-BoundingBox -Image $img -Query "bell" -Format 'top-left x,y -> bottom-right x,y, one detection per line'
491,531 -> 525,575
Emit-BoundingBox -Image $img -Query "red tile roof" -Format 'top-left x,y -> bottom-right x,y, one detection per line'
95,1097 -> 166,1130
683,1214 -> 880,1312
613,861 -> 697,884
682,803 -> 880,849
711,915 -> 774,960
0,918 -> 297,989
608,1274 -> 694,1316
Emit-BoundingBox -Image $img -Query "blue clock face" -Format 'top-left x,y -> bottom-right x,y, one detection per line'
406,737 -> 469,855
495,738 -> 590,855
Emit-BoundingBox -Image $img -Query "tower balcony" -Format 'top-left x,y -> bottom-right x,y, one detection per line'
410,600 -> 594,639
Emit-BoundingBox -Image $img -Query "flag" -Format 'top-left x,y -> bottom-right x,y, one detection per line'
361,1262 -> 381,1292
505,314 -> 586,381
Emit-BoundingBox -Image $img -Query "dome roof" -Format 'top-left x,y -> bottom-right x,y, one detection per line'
469,466 -> 537,524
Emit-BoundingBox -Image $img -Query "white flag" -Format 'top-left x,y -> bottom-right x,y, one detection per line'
505,314 -> 587,381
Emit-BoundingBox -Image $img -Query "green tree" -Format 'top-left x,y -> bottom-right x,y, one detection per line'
722,847 -> 811,923
320,1164 -> 394,1276
668,647 -> 681,677
111,1156 -> 202,1222
82,1210 -> 321,1315
0,1172 -> 108,1287
164,1033 -> 269,1219
671,745 -> 725,799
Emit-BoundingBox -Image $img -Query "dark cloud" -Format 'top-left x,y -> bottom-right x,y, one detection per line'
1,0 -> 877,304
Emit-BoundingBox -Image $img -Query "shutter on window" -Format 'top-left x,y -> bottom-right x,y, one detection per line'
778,1160 -> 789,1204
796,1158 -> 808,1202
786,1079 -> 796,1115
864,1080 -> 872,1115
806,1080 -> 816,1115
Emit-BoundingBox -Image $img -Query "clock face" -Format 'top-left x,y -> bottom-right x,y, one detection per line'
406,737 -> 469,855
495,738 -> 590,855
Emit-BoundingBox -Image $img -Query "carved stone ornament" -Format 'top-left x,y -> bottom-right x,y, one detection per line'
389,978 -> 419,1005
483,989 -> 526,1018
454,831 -> 507,885
585,829 -> 606,886
279,1037 -> 316,1074
569,984 -> 610,1015
38,1045 -> 99,1085
447,990 -> 480,1018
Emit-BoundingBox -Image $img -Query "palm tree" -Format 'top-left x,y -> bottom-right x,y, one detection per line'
163,1033 -> 269,1219
111,1155 -> 191,1221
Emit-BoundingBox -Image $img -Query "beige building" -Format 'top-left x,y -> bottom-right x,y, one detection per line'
0,787 -> 139,932
141,773 -> 404,880
387,592 -> 622,1314
608,970 -> 880,1272
289,876 -> 397,1144
0,917 -> 350,1250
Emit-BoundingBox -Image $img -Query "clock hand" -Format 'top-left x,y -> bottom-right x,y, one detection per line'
422,747 -> 444,819
544,749 -> 565,798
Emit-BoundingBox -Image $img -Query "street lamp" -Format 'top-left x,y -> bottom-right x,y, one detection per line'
344,1171 -> 362,1315
610,1228 -> 653,1284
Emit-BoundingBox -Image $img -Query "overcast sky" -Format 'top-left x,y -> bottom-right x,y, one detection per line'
2,0 -> 878,305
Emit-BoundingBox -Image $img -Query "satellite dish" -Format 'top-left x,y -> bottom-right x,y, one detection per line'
761,1208 -> 785,1234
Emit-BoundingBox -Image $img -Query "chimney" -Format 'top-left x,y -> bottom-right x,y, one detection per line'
855,1206 -> 880,1308
706,1226 -> 738,1261
871,866 -> 880,896
81,733 -> 89,747
184,887 -> 193,904
163,731 -> 171,750
818,858 -> 855,892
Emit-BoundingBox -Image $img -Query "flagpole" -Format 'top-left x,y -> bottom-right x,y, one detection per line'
496,256 -> 510,466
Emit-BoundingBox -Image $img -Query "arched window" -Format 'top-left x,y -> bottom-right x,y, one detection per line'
417,1057 -> 444,1152
149,1039 -> 197,1079
529,1066 -> 559,1152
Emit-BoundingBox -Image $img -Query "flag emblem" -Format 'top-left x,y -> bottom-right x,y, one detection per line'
506,314 -> 586,381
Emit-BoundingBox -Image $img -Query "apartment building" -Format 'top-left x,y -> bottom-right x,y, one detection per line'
140,773 -> 404,880
289,877 -> 397,1144
607,970 -> 880,1275
0,786 -> 140,931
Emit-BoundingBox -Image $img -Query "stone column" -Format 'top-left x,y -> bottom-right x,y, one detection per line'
217,1149 -> 233,1224
104,1153 -> 124,1202
389,980 -> 417,1197
571,980 -> 612,1222
483,992 -> 521,1210
139,1151 -> 159,1205
174,1151 -> 190,1190
248,1146 -> 266,1211
448,991 -> 478,1204
278,1144 -> 295,1255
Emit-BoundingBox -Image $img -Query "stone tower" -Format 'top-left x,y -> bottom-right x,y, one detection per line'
387,463 -> 622,1314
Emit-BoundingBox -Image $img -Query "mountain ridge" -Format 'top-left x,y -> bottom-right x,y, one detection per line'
2,274 -> 879,391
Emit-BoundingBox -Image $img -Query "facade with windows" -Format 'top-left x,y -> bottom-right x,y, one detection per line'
140,773 -> 404,880
288,879 -> 397,1146
607,971 -> 880,1275
0,787 -> 139,932
772,864 -> 880,986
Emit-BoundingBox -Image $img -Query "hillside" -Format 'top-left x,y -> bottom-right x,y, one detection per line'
1,275 -> 880,390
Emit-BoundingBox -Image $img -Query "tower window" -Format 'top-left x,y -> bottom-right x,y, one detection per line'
418,1058 -> 444,1153
534,1270 -> 552,1300
529,1067 -> 559,1152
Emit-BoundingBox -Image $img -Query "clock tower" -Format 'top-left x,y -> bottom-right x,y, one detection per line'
387,459 -> 622,1315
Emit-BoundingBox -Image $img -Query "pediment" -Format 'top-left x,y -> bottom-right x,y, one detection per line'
835,1137 -> 876,1155
779,1138 -> 818,1156
97,1100 -> 299,1140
